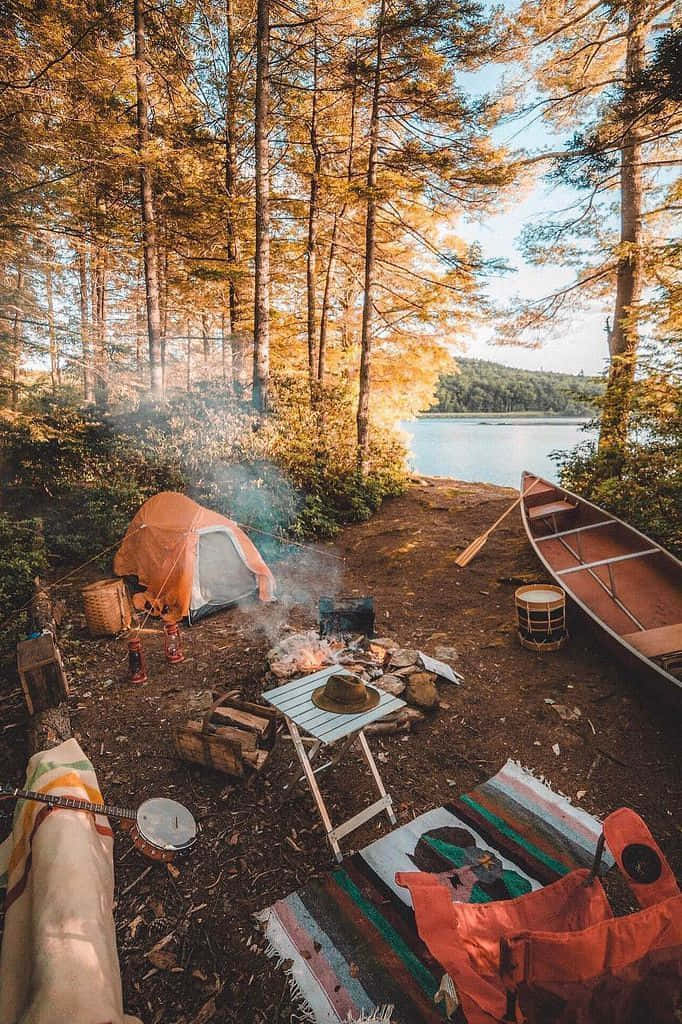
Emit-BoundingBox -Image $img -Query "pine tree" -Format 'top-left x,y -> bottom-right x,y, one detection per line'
134,0 -> 164,401
510,0 -> 682,450
253,0 -> 271,412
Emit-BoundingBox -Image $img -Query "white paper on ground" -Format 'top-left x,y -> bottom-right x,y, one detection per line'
417,651 -> 462,684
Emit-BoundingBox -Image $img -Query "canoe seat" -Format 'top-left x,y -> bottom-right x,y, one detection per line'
528,500 -> 578,521
622,623 -> 682,659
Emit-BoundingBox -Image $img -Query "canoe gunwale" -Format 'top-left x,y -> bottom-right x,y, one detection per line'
520,471 -> 682,697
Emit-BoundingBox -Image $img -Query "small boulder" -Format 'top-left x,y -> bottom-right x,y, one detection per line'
388,648 -> 419,670
405,672 -> 439,710
376,673 -> 406,696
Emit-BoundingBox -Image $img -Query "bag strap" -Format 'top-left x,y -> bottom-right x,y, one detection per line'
602,807 -> 680,908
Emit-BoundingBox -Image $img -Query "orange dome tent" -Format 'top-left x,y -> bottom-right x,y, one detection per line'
113,492 -> 275,623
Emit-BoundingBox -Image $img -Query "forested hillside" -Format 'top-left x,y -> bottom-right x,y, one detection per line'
430,360 -> 604,415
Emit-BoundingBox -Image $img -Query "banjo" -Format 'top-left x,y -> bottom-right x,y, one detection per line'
0,785 -> 197,863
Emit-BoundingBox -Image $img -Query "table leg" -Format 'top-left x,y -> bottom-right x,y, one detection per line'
286,717 -> 343,862
357,730 -> 397,825
282,737 -> 321,792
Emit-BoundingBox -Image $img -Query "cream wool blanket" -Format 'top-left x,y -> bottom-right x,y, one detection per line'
0,739 -> 141,1024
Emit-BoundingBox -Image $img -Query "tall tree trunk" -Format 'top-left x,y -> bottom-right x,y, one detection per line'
45,262 -> 61,390
252,0 -> 270,413
10,265 -> 23,411
231,329 -> 246,394
134,0 -> 164,401
356,0 -> 385,474
93,195 -> 109,407
202,312 -> 211,364
186,320 -> 192,391
136,259 -> 144,370
92,234 -> 108,408
77,248 -> 95,403
306,25 -> 321,387
160,239 -> 168,388
318,43 -> 358,383
599,1 -> 645,452
225,0 -> 245,392
221,310 -> 232,386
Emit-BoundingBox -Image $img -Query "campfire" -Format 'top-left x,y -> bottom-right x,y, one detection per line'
266,626 -> 462,734
266,630 -> 344,680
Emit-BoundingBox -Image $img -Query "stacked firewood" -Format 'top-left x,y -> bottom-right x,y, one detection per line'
173,693 -> 279,779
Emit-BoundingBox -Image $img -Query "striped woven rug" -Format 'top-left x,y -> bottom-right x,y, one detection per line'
256,760 -> 611,1024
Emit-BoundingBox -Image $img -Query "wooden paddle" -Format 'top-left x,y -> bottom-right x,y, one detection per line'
455,482 -> 535,567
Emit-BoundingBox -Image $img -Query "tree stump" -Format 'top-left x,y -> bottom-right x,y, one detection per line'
29,576 -> 58,636
27,704 -> 73,755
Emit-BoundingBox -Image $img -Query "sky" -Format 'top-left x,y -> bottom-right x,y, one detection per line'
452,25 -> 614,378
456,187 -> 610,377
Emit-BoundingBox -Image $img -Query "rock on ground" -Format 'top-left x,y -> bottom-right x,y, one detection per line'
405,671 -> 439,710
375,674 -> 406,697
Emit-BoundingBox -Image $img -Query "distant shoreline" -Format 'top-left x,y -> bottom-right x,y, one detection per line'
415,411 -> 591,420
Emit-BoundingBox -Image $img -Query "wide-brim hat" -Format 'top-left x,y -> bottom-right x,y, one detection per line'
312,671 -> 381,714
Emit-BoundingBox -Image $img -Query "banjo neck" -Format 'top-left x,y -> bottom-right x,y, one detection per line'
6,787 -> 137,822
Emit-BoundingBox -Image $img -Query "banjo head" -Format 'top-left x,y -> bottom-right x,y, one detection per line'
136,798 -> 197,853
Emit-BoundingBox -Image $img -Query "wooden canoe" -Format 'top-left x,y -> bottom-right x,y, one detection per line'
520,471 -> 682,701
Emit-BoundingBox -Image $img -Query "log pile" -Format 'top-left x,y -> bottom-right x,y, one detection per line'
173,693 -> 279,779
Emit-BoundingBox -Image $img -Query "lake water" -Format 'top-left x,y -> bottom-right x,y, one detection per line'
400,417 -> 594,488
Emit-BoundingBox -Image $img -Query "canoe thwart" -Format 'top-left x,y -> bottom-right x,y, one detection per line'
535,520 -> 613,541
556,548 -> 660,576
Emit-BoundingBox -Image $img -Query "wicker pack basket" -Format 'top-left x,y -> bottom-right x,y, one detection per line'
82,578 -> 131,637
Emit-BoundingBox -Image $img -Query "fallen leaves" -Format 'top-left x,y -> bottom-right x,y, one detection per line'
189,995 -> 217,1024
550,704 -> 582,722
145,933 -> 177,970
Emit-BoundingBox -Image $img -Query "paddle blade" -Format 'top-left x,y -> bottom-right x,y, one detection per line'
454,533 -> 488,566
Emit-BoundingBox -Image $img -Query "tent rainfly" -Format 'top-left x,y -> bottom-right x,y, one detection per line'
113,492 -> 275,623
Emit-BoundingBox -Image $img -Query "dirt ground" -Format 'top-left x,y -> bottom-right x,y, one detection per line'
1,478 -> 680,1023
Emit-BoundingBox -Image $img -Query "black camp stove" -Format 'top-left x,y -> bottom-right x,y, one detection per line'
319,596 -> 375,639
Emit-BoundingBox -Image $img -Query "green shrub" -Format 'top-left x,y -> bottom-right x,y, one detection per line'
556,354 -> 682,557
0,406 -> 183,564
0,379 -> 408,614
558,437 -> 682,557
0,515 -> 48,646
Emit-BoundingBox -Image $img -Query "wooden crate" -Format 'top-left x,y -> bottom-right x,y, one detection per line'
17,634 -> 69,715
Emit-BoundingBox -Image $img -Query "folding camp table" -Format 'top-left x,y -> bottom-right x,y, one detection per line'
263,666 -> 405,861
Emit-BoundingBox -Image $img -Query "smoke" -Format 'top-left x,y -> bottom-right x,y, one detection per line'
238,541 -> 346,647
207,458 -> 347,645
207,461 -> 300,544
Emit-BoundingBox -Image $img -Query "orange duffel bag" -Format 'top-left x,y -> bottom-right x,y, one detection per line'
397,808 -> 681,1024
397,867 -> 613,1024
499,808 -> 682,1024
